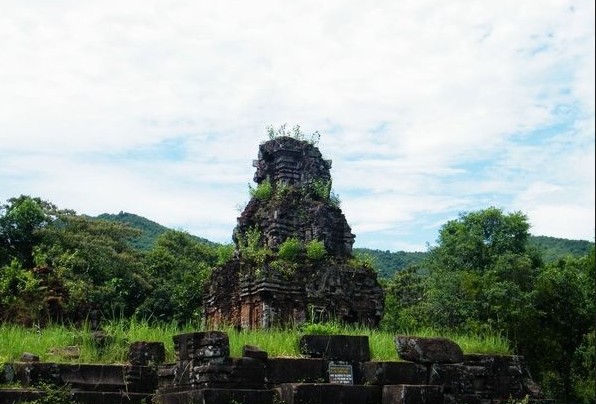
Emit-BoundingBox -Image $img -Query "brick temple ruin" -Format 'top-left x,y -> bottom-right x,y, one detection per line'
203,136 -> 385,329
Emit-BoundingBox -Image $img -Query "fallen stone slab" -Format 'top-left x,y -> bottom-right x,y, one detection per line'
395,336 -> 464,364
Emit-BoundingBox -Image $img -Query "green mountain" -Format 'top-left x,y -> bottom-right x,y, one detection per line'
95,212 -> 216,250
354,248 -> 426,278
355,235 -> 594,278
528,235 -> 594,263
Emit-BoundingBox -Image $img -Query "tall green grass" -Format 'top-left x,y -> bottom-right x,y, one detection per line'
0,319 -> 511,364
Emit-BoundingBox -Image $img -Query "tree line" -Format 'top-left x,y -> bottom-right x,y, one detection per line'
0,195 -> 593,402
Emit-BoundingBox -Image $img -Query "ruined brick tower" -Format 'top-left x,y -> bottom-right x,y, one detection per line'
203,136 -> 384,329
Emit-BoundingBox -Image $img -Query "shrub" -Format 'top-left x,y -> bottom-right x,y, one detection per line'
269,259 -> 298,277
329,191 -> 341,208
238,228 -> 271,266
306,240 -> 326,260
249,179 -> 272,201
278,237 -> 302,261
301,321 -> 343,335
266,124 -> 321,145
310,179 -> 331,200
216,243 -> 235,265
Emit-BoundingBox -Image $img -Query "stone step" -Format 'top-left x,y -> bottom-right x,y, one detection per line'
276,383 -> 382,404
153,388 -> 275,404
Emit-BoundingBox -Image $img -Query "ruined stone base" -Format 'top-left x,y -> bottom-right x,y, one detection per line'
153,387 -> 275,404
1,334 -> 550,404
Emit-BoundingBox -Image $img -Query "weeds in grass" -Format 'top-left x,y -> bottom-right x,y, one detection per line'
0,319 -> 511,364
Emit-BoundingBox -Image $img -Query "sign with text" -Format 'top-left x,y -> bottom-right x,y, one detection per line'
328,362 -> 353,385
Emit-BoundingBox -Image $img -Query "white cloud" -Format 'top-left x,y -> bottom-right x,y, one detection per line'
0,0 -> 593,250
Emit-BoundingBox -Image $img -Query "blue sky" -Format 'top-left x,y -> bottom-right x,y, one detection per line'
1,0 -> 594,251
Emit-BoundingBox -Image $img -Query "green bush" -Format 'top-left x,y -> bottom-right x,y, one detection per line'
249,179 -> 273,201
310,179 -> 331,200
278,237 -> 301,261
306,240 -> 326,260
238,227 -> 271,266
269,259 -> 298,277
266,124 -> 321,145
329,191 -> 341,208
301,321 -> 343,335
216,243 -> 235,265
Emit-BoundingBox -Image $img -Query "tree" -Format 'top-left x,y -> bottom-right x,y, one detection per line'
380,266 -> 427,331
523,250 -> 595,402
136,230 -> 218,324
0,196 -> 65,268
36,213 -> 149,320
429,207 -> 533,272
419,207 -> 540,334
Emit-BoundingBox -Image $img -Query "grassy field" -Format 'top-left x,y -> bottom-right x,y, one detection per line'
0,319 -> 511,364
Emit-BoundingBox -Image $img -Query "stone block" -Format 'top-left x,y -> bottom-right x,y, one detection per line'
299,334 -> 371,362
59,364 -> 128,391
382,384 -> 444,404
360,361 -> 427,385
71,390 -> 150,403
277,383 -> 381,404
127,341 -> 165,366
265,358 -> 326,385
124,365 -> 159,392
153,388 -> 275,404
429,363 -> 473,390
243,344 -> 268,360
172,331 -> 229,361
0,388 -> 44,404
191,357 -> 266,389
11,362 -> 62,387
395,336 -> 464,364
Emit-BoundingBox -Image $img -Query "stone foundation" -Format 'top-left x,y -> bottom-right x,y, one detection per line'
1,334 -> 551,404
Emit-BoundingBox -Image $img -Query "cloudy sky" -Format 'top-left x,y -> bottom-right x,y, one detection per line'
1,0 -> 594,251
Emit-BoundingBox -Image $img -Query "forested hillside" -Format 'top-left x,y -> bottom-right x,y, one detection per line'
529,235 -> 594,263
95,212 -> 215,250
96,211 -> 594,278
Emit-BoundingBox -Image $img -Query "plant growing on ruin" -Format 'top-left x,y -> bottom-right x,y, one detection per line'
237,227 -> 271,267
348,251 -> 376,271
310,179 -> 331,200
305,240 -> 326,260
269,259 -> 298,277
23,382 -> 74,404
329,190 -> 341,208
277,237 -> 302,261
273,181 -> 290,200
216,243 -> 235,265
248,179 -> 273,201
266,124 -> 321,146
308,179 -> 341,208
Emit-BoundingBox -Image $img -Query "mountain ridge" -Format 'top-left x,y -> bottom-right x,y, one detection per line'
95,211 -> 594,278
